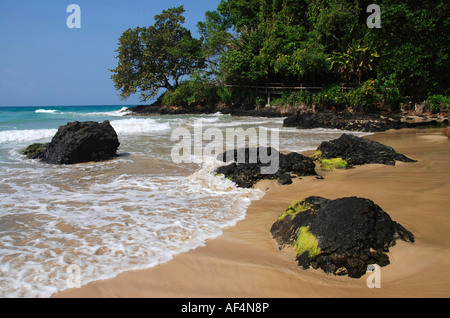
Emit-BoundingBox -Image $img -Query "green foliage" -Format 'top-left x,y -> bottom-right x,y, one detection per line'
329,39 -> 380,84
427,95 -> 450,113
111,6 -> 205,102
162,73 -> 220,107
374,74 -> 402,111
112,0 -> 449,109
219,29 -> 269,82
213,0 -> 449,105
309,0 -> 360,52
272,90 -> 314,107
217,0 -> 261,31
217,86 -> 233,104
375,0 -> 450,100
197,10 -> 233,76
346,79 -> 378,112
216,0 -> 334,84
161,83 -> 189,107
315,85 -> 346,110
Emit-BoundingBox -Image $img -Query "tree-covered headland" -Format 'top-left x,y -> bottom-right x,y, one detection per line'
111,0 -> 450,114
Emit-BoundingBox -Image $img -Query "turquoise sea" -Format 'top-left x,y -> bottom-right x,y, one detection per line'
0,105 -> 368,297
0,105 -> 131,141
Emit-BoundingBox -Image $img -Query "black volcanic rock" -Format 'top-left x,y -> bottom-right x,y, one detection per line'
41,121 -> 120,165
283,112 -> 402,132
215,147 -> 317,188
271,196 -> 414,278
283,111 -> 449,132
317,134 -> 417,167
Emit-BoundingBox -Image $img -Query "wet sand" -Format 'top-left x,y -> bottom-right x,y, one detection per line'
53,128 -> 450,298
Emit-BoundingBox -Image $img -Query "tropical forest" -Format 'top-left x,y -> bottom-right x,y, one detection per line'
111,0 -> 450,114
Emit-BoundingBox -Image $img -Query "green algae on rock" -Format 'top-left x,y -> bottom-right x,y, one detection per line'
271,196 -> 415,278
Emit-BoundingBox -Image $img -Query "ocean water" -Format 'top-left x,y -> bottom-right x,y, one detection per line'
0,105 -> 369,297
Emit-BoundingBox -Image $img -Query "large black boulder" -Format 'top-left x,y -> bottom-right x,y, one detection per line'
214,147 -> 317,188
317,134 -> 417,167
41,121 -> 120,165
271,196 -> 414,278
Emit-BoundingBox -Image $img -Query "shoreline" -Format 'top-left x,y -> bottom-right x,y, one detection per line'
53,127 -> 450,298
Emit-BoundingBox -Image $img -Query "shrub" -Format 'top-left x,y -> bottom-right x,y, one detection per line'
346,79 -> 378,112
427,94 -> 450,113
315,85 -> 347,110
217,86 -> 233,104
375,75 -> 402,112
161,75 -> 220,107
270,90 -> 314,107
161,81 -> 191,107
289,90 -> 314,105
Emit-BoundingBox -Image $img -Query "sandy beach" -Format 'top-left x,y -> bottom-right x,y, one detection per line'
53,127 -> 450,298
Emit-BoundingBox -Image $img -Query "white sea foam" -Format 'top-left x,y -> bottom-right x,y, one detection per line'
186,116 -> 221,125
207,118 -> 285,127
0,156 -> 263,298
35,107 -> 131,117
35,109 -> 59,114
72,107 -> 132,117
0,129 -> 57,143
0,117 -> 172,144
110,118 -> 172,134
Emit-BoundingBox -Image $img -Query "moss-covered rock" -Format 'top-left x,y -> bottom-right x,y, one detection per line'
22,143 -> 49,159
320,158 -> 348,171
317,134 -> 417,167
277,199 -> 312,221
271,196 -> 415,278
310,149 -> 348,171
293,226 -> 321,258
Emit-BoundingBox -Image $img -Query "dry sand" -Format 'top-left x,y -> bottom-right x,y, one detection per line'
53,128 -> 450,298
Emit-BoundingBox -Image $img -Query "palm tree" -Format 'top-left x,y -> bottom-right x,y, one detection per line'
329,39 -> 379,84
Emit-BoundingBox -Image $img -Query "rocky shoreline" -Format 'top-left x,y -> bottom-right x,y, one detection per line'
214,134 -> 417,189
126,104 -> 450,133
53,128 -> 450,297
23,112 -> 444,280
283,111 -> 450,132
212,133 -> 419,277
126,104 -> 287,118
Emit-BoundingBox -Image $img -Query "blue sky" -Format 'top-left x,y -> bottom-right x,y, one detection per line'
0,0 -> 221,107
